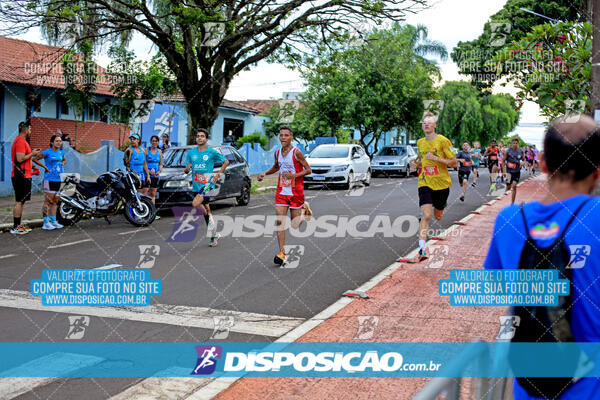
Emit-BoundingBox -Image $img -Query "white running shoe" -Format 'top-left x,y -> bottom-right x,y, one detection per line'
51,220 -> 64,229
42,222 -> 56,230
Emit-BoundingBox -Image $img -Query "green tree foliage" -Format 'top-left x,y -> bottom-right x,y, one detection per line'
451,0 -> 587,90
61,40 -> 97,119
493,21 -> 592,120
106,47 -> 177,125
1,0 -> 428,144
236,131 -> 268,149
436,81 -> 519,145
300,23 -> 444,156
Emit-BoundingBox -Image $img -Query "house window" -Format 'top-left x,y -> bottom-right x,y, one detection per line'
223,118 -> 244,142
26,90 -> 41,118
87,100 -> 109,122
56,94 -> 68,118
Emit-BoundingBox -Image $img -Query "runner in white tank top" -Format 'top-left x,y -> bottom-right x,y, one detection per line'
257,127 -> 313,266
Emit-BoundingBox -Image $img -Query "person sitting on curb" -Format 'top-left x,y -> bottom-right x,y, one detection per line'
484,114 -> 600,400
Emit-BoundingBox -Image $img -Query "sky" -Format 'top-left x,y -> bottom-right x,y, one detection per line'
11,0 -> 548,144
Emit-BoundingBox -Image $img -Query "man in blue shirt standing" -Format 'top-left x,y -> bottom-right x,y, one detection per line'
484,114 -> 600,399
184,129 -> 229,247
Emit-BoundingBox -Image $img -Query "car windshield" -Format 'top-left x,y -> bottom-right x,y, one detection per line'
378,146 -> 406,156
310,146 -> 349,158
162,148 -> 189,167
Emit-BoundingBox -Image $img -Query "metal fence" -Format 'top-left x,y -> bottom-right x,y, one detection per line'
412,342 -> 512,400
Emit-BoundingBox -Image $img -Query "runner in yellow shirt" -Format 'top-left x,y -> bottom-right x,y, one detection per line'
403,112 -> 457,262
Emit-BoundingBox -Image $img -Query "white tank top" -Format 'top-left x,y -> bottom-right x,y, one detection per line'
278,148 -> 296,196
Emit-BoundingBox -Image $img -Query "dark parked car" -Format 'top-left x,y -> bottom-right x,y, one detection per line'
156,145 -> 251,208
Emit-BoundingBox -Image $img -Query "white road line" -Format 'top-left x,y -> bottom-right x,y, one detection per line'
47,239 -> 92,249
109,367 -> 213,400
0,290 -> 304,338
118,228 -> 150,235
247,204 -> 268,209
93,264 -> 122,270
0,254 -> 17,260
0,353 -> 104,399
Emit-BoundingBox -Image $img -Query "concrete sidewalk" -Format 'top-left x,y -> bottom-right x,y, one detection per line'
0,173 -> 278,231
210,174 -> 547,400
0,192 -> 45,230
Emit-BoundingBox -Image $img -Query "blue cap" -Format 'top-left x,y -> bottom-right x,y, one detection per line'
129,133 -> 140,140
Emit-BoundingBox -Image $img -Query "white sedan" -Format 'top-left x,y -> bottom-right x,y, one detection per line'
304,144 -> 371,189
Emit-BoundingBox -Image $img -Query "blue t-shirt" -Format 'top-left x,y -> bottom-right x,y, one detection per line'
185,147 -> 225,193
42,148 -> 64,182
484,195 -> 600,400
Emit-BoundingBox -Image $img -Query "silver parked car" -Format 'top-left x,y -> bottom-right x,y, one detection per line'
305,144 -> 371,189
371,145 -> 418,177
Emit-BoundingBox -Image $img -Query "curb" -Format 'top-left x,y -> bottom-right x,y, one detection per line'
0,219 -> 44,232
191,178 -> 528,399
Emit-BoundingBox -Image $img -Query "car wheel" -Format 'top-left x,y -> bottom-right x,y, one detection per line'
342,171 -> 354,190
363,169 -> 371,186
236,181 -> 251,206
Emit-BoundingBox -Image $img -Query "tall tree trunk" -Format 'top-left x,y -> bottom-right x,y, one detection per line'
184,80 -> 226,145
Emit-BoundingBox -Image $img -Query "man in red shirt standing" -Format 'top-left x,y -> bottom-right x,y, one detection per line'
11,120 -> 42,234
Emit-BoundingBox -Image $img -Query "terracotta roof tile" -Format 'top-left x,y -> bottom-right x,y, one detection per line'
0,35 -> 114,96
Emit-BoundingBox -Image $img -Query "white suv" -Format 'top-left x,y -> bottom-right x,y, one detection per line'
304,144 -> 371,189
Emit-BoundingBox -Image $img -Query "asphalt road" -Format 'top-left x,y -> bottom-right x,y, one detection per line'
0,169 -> 502,399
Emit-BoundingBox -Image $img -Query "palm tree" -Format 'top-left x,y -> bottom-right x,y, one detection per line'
408,24 -> 448,64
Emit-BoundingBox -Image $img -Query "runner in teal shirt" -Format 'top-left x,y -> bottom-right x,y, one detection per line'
184,129 -> 229,247
471,141 -> 481,187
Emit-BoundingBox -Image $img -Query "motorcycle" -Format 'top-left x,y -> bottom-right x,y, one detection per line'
56,169 -> 156,227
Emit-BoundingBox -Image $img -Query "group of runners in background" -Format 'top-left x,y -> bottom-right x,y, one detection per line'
454,138 -> 539,205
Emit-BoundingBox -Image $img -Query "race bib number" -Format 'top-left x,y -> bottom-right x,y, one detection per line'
423,166 -> 439,176
507,162 -> 517,169
194,173 -> 209,183
279,173 -> 293,187
489,155 -> 497,160
462,161 -> 471,167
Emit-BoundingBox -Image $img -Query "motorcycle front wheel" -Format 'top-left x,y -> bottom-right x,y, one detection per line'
124,196 -> 156,226
56,200 -> 84,226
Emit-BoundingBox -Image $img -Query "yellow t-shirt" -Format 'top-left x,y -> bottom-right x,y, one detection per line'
417,134 -> 456,190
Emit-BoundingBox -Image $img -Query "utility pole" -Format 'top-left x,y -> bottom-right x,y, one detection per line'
592,0 -> 600,120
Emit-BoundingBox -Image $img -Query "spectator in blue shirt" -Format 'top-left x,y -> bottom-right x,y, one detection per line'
484,114 -> 600,399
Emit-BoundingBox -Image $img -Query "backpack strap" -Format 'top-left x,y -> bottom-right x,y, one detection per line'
560,197 -> 592,239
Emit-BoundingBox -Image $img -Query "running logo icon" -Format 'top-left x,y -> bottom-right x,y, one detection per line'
489,22 -> 511,47
137,245 -> 160,268
281,245 -> 304,268
497,316 -> 520,340
210,316 -> 235,339
191,345 -> 222,375
65,316 -> 90,340
426,245 -> 449,269
169,207 -> 202,242
567,245 -> 591,269
354,316 -> 379,340
345,184 -> 366,197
